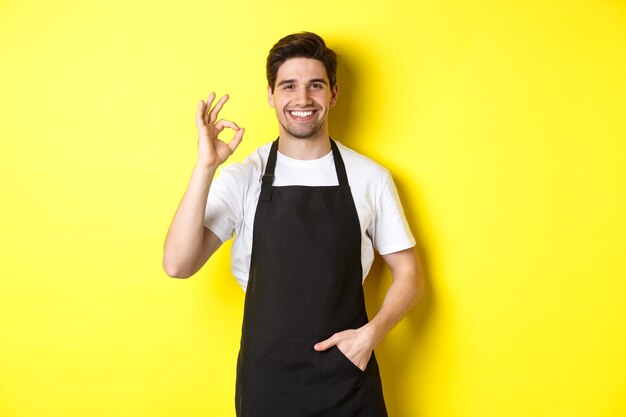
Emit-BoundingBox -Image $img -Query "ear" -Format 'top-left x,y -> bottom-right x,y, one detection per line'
329,83 -> 339,107
267,85 -> 275,108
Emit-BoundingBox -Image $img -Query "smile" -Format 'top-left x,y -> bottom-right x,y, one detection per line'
288,110 -> 317,121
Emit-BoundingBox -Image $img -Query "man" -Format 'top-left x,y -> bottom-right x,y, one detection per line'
163,32 -> 424,417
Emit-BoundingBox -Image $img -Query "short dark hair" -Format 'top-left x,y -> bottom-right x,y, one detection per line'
266,32 -> 337,93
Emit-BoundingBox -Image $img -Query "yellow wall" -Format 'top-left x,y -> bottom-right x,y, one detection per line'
2,0 -> 625,416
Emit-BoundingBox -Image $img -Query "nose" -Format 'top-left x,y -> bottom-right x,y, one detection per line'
294,87 -> 313,106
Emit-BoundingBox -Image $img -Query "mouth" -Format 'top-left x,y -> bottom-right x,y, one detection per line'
287,109 -> 318,121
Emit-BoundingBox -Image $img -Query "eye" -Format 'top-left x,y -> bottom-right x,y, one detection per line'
282,84 -> 295,90
311,83 -> 322,89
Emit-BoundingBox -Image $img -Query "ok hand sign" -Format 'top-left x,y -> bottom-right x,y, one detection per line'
195,92 -> 245,169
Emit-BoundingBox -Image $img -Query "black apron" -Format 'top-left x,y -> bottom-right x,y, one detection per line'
235,138 -> 388,417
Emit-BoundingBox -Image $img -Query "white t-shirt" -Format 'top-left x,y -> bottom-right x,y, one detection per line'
204,140 -> 415,292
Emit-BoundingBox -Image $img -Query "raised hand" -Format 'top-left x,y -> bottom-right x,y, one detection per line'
195,92 -> 245,169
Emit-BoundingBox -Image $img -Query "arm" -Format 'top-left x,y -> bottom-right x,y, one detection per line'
162,92 -> 244,278
314,246 -> 425,370
368,247 -> 424,346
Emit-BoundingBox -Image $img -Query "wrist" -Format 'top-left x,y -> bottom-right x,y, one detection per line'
194,162 -> 218,176
364,320 -> 386,349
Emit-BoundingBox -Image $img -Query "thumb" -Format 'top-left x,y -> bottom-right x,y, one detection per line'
314,335 -> 336,351
228,127 -> 245,153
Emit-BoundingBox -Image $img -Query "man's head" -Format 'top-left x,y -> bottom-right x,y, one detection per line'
266,32 -> 339,140
266,32 -> 337,94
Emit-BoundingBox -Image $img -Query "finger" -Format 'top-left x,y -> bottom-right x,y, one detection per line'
314,335 -> 337,351
227,127 -> 245,152
214,119 -> 240,132
196,99 -> 209,127
209,94 -> 229,124
204,92 -> 216,124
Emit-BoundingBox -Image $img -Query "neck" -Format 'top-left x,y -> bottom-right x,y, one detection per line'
277,131 -> 331,160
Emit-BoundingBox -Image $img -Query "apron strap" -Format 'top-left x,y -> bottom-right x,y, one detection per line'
259,138 -> 279,202
259,137 -> 349,202
329,138 -> 349,187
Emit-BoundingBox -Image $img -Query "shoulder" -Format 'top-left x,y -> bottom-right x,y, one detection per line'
335,140 -> 391,183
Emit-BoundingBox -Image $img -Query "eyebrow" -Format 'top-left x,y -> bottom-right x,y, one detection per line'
277,78 -> 328,86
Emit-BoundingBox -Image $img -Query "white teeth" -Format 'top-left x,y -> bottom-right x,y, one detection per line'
290,111 -> 314,118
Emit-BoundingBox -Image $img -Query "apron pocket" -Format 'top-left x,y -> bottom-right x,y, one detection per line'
330,345 -> 367,375
309,344 -> 366,414
239,336 -> 367,415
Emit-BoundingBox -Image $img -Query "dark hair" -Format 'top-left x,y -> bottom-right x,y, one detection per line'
266,32 -> 337,93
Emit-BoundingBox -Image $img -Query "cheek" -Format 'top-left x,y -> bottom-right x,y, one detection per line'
317,92 -> 332,105
278,98 -> 290,110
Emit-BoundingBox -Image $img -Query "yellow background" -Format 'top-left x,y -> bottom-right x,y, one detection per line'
1,0 -> 625,416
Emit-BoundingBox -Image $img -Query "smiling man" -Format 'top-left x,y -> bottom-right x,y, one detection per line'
270,58 -> 335,140
163,32 -> 424,417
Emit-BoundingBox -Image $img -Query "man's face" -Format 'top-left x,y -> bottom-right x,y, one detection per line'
268,57 -> 338,140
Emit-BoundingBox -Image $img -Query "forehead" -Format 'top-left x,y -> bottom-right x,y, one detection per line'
276,57 -> 329,82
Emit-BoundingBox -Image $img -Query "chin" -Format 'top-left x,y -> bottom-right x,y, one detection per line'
285,125 -> 325,140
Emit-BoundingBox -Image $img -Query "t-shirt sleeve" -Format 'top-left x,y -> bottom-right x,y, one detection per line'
371,172 -> 416,255
203,166 -> 244,244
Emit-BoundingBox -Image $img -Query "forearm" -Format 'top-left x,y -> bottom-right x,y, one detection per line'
367,249 -> 424,347
162,164 -> 217,277
313,249 -> 424,371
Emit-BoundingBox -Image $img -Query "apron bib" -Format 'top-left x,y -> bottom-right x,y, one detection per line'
235,138 -> 388,417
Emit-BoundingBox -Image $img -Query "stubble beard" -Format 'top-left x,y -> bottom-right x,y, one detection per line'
279,112 -> 326,139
